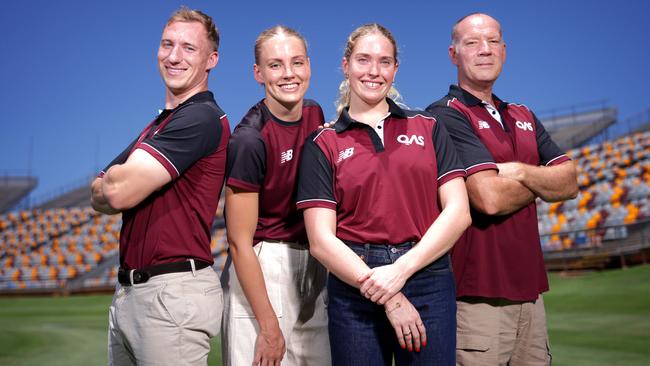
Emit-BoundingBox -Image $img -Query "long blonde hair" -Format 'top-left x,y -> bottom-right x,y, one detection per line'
335,23 -> 402,116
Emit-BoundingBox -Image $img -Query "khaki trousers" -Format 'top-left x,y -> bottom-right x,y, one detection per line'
456,295 -> 552,366
108,267 -> 223,366
221,241 -> 331,366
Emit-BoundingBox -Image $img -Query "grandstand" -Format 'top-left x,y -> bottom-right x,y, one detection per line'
0,175 -> 37,213
1,104 -> 650,295
0,202 -> 227,294
539,130 -> 650,270
538,102 -> 616,151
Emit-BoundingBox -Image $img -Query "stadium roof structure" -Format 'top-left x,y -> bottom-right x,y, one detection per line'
541,106 -> 617,151
0,176 -> 37,213
37,185 -> 91,209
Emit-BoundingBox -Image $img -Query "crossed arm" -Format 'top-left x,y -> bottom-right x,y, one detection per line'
90,148 -> 171,214
466,159 -> 578,216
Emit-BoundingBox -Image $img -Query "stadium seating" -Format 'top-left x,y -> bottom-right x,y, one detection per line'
538,130 -> 650,251
4,128 -> 650,291
0,199 -> 229,292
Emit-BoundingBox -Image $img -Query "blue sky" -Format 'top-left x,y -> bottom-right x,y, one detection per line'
1,0 -> 649,202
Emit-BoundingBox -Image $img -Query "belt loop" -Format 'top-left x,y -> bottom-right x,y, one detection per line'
129,269 -> 135,286
189,258 -> 196,277
364,243 -> 370,261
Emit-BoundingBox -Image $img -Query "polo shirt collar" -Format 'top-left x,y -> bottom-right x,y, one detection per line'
258,99 -> 302,126
448,84 -> 508,112
334,97 -> 407,133
177,91 -> 214,109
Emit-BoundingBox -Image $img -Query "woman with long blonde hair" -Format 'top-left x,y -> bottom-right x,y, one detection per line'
297,23 -> 470,365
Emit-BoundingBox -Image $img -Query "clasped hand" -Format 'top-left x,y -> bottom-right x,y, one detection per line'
357,263 -> 407,305
384,292 -> 427,352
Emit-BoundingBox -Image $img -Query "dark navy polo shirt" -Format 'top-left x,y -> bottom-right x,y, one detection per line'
101,91 -> 230,269
427,85 -> 570,301
226,99 -> 324,244
297,98 -> 465,245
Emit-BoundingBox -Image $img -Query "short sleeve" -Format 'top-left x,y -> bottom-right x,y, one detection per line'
427,104 -> 498,176
137,104 -> 223,179
533,113 -> 570,166
225,126 -> 267,192
431,118 -> 466,185
100,137 -> 138,177
296,133 -> 336,210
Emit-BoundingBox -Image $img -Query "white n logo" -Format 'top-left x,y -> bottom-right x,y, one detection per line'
337,147 -> 354,163
280,149 -> 293,164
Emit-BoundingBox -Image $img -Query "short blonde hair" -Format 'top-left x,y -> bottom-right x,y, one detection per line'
254,25 -> 308,64
167,6 -> 220,52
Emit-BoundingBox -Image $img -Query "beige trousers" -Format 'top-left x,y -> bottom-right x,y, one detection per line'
221,241 -> 331,366
108,267 -> 223,366
456,295 -> 552,366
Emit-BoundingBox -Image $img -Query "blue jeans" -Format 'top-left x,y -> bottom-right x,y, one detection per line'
328,242 -> 456,365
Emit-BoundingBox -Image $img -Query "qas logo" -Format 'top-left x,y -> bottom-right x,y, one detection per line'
397,134 -> 425,146
515,121 -> 533,132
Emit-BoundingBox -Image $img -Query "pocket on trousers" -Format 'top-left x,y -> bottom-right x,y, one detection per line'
232,245 -> 283,318
194,283 -> 223,338
457,334 -> 491,352
156,282 -> 183,327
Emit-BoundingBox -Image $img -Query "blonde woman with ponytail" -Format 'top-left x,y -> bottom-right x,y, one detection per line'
222,25 -> 330,366
296,23 -> 470,365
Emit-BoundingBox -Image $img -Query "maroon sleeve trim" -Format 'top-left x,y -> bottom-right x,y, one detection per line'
296,199 -> 337,210
438,169 -> 466,185
226,177 -> 261,192
137,143 -> 180,179
438,171 -> 466,186
545,154 -> 570,166
466,161 -> 498,176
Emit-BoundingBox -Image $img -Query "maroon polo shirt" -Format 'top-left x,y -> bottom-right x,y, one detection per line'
297,98 -> 465,244
101,91 -> 230,269
226,99 -> 324,244
427,85 -> 570,301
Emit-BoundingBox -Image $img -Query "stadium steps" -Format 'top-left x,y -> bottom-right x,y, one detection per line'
0,176 -> 37,213
66,252 -> 118,291
545,252 -> 611,271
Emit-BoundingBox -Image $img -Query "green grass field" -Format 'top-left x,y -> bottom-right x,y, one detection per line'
0,265 -> 649,366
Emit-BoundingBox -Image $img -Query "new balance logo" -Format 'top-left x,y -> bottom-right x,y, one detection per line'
280,149 -> 293,164
515,121 -> 533,132
337,147 -> 354,163
397,134 -> 425,146
478,120 -> 490,129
